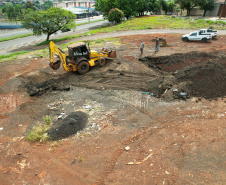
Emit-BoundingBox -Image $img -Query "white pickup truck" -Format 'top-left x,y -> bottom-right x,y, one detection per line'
182,31 -> 212,43
199,29 -> 218,38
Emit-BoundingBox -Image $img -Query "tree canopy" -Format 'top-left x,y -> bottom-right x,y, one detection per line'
22,7 -> 77,41
95,0 -> 162,19
198,0 -> 215,17
175,0 -> 198,16
2,3 -> 23,21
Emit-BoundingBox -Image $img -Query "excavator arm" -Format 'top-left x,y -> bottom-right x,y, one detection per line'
49,41 -> 71,72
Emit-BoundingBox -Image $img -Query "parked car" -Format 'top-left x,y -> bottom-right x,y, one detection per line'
182,31 -> 212,43
199,29 -> 218,38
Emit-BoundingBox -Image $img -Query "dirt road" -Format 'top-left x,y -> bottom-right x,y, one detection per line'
0,33 -> 225,185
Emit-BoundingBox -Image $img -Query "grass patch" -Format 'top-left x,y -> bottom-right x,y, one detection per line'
76,18 -> 104,26
34,47 -> 50,58
0,33 -> 33,42
0,51 -> 30,62
27,116 -> 52,143
37,33 -> 84,46
85,37 -> 120,46
84,16 -> 226,35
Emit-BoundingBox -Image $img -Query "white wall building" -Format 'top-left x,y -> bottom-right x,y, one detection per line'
53,0 -> 96,9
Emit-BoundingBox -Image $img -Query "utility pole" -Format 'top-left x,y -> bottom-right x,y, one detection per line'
219,0 -> 226,20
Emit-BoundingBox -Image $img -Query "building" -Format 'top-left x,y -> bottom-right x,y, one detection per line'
53,0 -> 96,9
205,0 -> 226,17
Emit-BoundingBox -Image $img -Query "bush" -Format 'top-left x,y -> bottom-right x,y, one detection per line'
27,116 -> 52,142
108,8 -> 124,24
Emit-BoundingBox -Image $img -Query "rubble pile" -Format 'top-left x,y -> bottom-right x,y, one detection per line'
47,111 -> 88,140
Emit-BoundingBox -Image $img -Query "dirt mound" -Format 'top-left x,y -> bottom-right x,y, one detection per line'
47,111 -> 88,140
139,51 -> 225,72
24,79 -> 70,96
174,61 -> 226,99
146,61 -> 226,100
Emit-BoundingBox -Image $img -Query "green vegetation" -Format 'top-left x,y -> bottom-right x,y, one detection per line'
108,8 -> 124,24
0,33 -> 33,42
95,0 -> 160,19
22,7 -> 77,41
0,19 -> 104,43
0,51 -> 30,62
37,34 -> 84,46
1,15 -> 225,62
76,19 -> 104,26
86,38 -> 121,46
85,16 -> 226,35
27,116 -> 52,142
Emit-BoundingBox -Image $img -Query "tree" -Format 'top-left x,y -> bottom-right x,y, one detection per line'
175,0 -> 198,16
115,0 -> 137,19
22,7 -> 77,41
25,1 -> 36,11
42,1 -> 53,10
168,0 -> 176,13
2,3 -> 23,21
95,0 -> 116,17
136,0 -> 150,16
148,0 -> 161,14
95,0 -> 161,18
108,8 -> 124,24
160,0 -> 168,13
198,0 -> 215,17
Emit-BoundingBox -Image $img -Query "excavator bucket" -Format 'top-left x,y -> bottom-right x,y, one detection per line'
49,60 -> 61,70
108,51 -> 117,58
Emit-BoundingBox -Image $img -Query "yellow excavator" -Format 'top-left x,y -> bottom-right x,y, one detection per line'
49,41 -> 116,74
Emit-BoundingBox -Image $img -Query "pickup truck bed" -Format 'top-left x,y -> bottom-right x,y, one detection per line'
182,31 -> 212,43
199,29 -> 218,38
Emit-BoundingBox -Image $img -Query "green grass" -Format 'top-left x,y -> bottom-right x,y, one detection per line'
0,51 -> 30,62
76,18 -> 104,26
85,16 -> 226,35
37,33 -> 84,46
0,33 -> 34,42
85,37 -> 120,46
27,116 -> 52,143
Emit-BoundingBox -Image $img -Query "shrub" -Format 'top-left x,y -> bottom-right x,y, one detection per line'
27,116 -> 52,142
108,8 -> 124,24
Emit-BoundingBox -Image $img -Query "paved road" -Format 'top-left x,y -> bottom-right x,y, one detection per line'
1,24 -> 226,56
0,19 -> 109,55
0,15 -> 104,38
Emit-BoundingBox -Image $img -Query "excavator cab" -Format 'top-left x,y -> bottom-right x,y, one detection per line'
68,42 -> 90,63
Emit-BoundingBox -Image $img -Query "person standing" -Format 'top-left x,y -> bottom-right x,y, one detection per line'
140,40 -> 144,56
155,37 -> 159,52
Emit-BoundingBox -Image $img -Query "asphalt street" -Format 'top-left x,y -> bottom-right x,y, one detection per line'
0,18 -> 109,55
1,15 -> 226,56
0,15 -> 104,38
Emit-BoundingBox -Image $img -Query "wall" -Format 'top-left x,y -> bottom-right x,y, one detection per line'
205,2 -> 221,17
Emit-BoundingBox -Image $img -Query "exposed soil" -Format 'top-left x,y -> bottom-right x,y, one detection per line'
0,33 -> 226,185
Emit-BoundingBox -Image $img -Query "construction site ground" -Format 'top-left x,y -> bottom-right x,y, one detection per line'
0,32 -> 226,185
